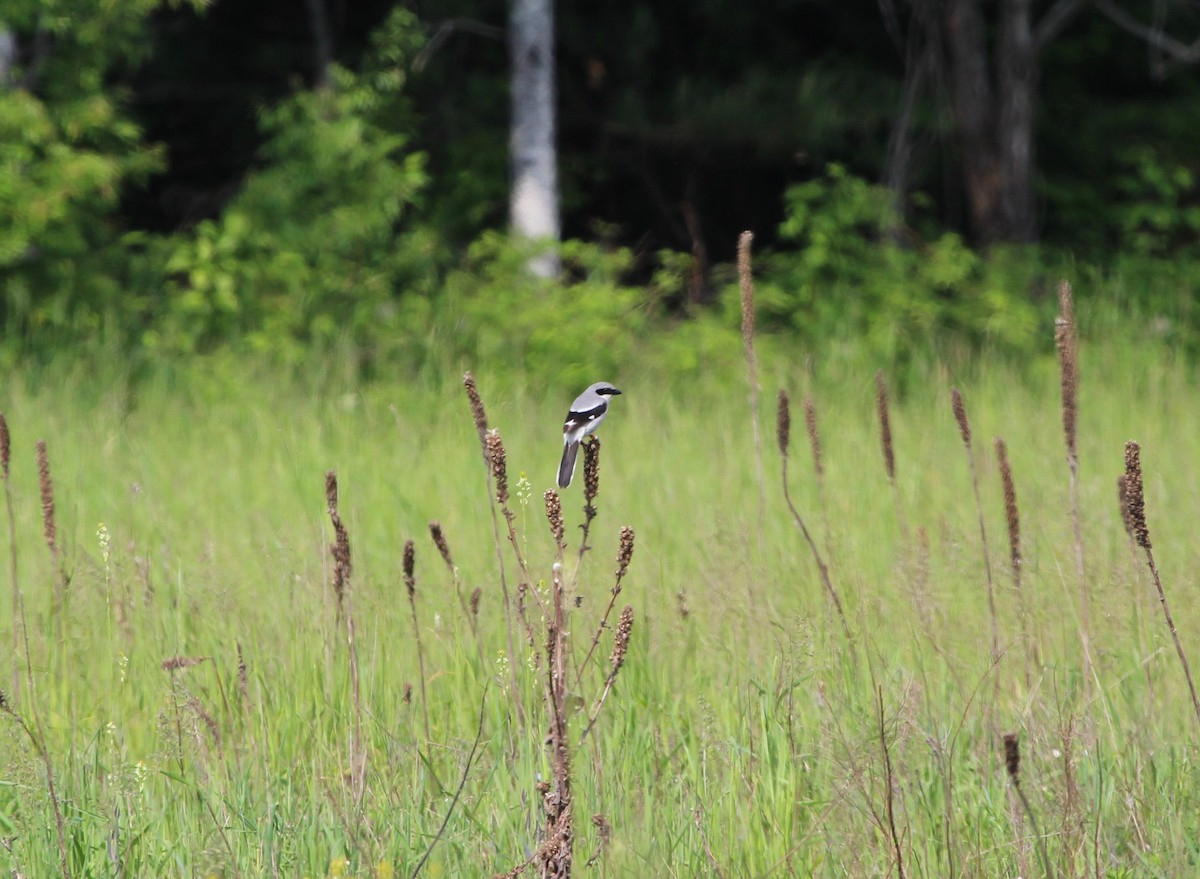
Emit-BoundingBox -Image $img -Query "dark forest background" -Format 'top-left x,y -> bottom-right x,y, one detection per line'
3,0 -> 1200,380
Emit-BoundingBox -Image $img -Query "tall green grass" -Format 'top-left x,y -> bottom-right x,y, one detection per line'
1,326 -> 1199,877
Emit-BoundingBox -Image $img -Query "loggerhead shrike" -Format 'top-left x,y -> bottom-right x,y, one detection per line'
557,382 -> 622,488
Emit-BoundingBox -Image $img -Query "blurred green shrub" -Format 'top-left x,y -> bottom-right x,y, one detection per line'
735,164 -> 1042,359
151,9 -> 438,366
0,0 -> 169,354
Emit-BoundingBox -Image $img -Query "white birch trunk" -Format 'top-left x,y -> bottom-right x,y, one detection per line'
509,0 -> 560,277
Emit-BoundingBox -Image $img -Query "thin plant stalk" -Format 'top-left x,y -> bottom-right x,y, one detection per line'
463,373 -> 524,728
778,391 -> 853,648
995,436 -> 1033,689
325,471 -> 365,801
1003,733 -> 1054,879
1056,282 -> 1095,693
950,389 -> 999,678
876,371 -> 908,540
1,414 -> 18,703
738,231 -> 765,531
403,540 -> 432,746
1123,441 -> 1200,728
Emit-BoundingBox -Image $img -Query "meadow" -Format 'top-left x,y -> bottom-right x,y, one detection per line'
2,299 -> 1200,878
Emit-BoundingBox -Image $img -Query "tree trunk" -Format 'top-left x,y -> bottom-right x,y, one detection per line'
942,0 -> 1041,244
509,0 -> 560,277
998,0 -> 1037,242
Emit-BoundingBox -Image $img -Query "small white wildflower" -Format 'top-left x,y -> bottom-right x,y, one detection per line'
97,523 -> 111,565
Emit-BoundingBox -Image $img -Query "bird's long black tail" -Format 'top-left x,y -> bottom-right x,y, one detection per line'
558,441 -> 580,488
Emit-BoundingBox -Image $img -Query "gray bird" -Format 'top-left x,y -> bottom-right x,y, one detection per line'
557,382 -> 622,488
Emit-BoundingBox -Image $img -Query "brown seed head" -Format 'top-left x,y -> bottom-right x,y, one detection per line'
463,371 -> 489,446
469,586 -> 482,619
0,413 -> 9,480
616,525 -> 635,579
583,436 -> 601,503
236,641 -> 249,704
1002,732 -> 1021,781
544,489 -> 565,546
1055,281 -> 1079,462
875,371 -> 896,482
429,521 -> 453,569
950,387 -> 971,448
803,395 -> 822,477
403,539 -> 416,599
738,231 -> 755,344
486,430 -> 508,505
324,470 -> 338,517
1116,475 -> 1136,538
1123,440 -> 1151,549
36,440 -> 55,553
776,390 -> 791,457
161,655 -> 206,672
994,437 -> 1021,571
325,470 -> 351,608
403,683 -> 413,704
609,604 -> 634,674
676,589 -> 690,619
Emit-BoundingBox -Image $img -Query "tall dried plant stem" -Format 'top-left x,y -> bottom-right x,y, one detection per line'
875,372 -> 907,540
995,437 -> 1033,689
325,472 -> 365,802
1123,441 -> 1200,729
568,437 -> 603,595
950,390 -> 999,681
542,559 -> 574,876
876,687 -> 906,879
778,391 -> 853,649
738,231 -> 765,527
2,414 -> 18,703
403,541 -> 433,746
463,373 -> 524,728
36,440 -> 65,645
1056,282 -> 1094,693
803,395 -> 835,562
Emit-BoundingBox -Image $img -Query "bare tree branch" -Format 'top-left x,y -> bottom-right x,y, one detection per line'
1094,0 -> 1200,65
1034,0 -> 1091,51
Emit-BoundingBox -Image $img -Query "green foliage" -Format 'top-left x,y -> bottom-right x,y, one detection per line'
1112,145 -> 1200,256
436,234 -> 659,389
747,165 -> 1041,358
152,9 -> 436,364
0,0 -> 169,343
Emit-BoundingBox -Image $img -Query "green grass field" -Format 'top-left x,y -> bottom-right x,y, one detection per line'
2,322 -> 1199,877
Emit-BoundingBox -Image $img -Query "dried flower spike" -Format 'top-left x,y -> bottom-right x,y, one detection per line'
463,371 -> 489,446
776,390 -> 791,457
544,489 -> 565,546
583,436 -> 601,503
36,440 -> 56,553
1056,281 -> 1079,463
875,371 -> 896,482
609,605 -> 634,674
429,521 -> 453,568
995,437 -> 1020,570
1123,440 -> 1151,549
738,231 -> 755,344
803,395 -> 822,477
0,414 -> 10,480
403,539 -> 416,599
162,655 -> 206,672
950,387 -> 971,448
486,430 -> 508,505
616,526 -> 635,578
469,587 -> 482,620
1002,732 -> 1021,781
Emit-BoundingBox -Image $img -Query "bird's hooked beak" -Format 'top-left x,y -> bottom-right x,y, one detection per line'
610,388 -> 623,395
